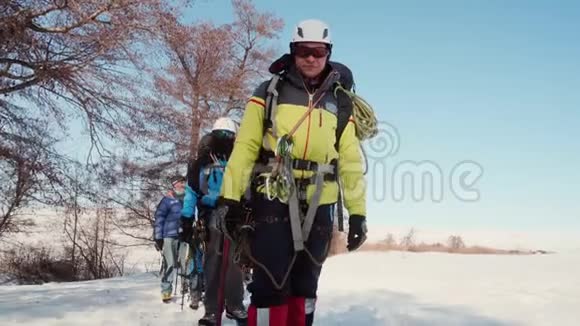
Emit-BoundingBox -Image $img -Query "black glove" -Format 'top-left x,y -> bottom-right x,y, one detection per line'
194,218 -> 208,244
179,216 -> 194,242
154,239 -> 164,251
347,215 -> 367,251
214,198 -> 242,239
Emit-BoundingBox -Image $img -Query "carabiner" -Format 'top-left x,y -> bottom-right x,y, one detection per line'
265,175 -> 273,201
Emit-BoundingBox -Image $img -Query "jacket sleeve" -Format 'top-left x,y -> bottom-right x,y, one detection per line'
338,118 -> 367,217
181,185 -> 197,219
201,167 -> 222,207
221,82 -> 268,202
153,198 -> 169,239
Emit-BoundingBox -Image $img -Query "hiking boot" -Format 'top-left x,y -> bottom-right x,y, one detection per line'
226,306 -> 248,323
198,312 -> 217,326
161,292 -> 172,303
242,269 -> 252,283
189,290 -> 202,310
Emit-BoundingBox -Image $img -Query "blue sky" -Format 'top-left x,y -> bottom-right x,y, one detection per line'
57,1 -> 579,233
183,0 -> 580,232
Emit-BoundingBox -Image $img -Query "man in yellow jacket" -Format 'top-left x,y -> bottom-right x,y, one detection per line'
218,19 -> 368,326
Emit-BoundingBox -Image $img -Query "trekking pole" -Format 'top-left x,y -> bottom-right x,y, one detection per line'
174,266 -> 179,296
180,279 -> 185,310
180,268 -> 188,311
174,242 -> 180,297
216,232 -> 231,326
158,254 -> 165,278
180,241 -> 192,311
180,246 -> 186,311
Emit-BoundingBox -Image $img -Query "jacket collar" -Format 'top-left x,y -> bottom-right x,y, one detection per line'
284,63 -> 340,97
269,54 -> 341,94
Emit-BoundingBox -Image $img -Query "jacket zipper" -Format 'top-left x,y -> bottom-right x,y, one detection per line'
300,92 -> 314,179
303,92 -> 313,160
298,73 -> 338,173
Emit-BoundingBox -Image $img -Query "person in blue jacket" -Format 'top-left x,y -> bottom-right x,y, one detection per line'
181,117 -> 247,326
153,175 -> 186,303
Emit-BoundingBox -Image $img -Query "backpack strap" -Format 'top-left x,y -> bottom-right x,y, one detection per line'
263,75 -> 281,132
333,82 -> 355,151
199,161 -> 225,195
199,167 -> 210,195
262,74 -> 283,152
332,82 -> 355,232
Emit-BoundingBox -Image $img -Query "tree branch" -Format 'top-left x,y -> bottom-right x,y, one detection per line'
26,6 -> 111,34
0,78 -> 40,95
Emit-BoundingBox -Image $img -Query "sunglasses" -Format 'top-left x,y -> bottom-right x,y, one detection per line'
293,46 -> 329,59
214,130 -> 235,139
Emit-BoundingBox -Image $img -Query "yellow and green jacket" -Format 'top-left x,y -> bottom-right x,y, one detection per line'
221,64 -> 366,217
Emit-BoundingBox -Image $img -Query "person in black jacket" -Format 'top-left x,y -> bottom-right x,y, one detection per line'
181,117 -> 247,325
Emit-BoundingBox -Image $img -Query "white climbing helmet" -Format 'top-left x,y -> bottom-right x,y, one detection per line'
212,117 -> 237,134
291,19 -> 332,45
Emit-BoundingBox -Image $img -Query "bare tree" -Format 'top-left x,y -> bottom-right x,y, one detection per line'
64,204 -> 125,280
0,0 -> 190,237
0,101 -> 72,235
1,0 -> 283,248
383,233 -> 396,247
400,228 -> 416,251
142,0 -> 284,163
62,167 -> 92,275
101,0 -> 283,242
1,0 -> 190,153
448,235 -> 466,251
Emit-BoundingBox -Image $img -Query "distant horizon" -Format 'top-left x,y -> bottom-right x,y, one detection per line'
14,207 -> 580,252
364,224 -> 580,252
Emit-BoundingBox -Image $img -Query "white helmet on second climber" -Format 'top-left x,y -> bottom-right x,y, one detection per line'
212,117 -> 238,138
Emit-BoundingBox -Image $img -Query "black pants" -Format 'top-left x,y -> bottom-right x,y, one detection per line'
247,197 -> 334,307
200,209 -> 245,314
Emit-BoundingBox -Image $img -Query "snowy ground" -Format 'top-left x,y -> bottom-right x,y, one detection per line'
1,251 -> 580,326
